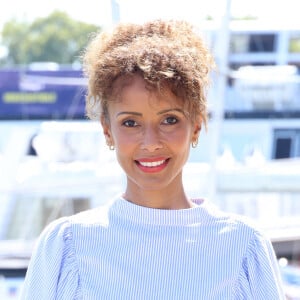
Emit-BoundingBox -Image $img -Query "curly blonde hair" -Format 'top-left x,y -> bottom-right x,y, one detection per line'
83,19 -> 214,126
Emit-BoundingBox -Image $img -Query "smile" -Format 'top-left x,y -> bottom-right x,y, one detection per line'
135,158 -> 169,173
139,160 -> 166,167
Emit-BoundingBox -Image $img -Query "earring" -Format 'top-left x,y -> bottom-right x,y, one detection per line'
192,139 -> 198,148
106,140 -> 115,150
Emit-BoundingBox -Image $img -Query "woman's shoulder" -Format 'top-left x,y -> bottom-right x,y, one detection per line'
69,202 -> 112,226
37,203 -> 111,244
203,199 -> 267,238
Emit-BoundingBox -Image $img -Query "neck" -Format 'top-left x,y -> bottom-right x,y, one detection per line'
123,185 -> 194,210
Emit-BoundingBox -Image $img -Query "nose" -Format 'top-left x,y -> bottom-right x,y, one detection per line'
140,125 -> 163,152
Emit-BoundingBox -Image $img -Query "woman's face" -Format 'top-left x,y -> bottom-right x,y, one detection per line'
102,75 -> 201,197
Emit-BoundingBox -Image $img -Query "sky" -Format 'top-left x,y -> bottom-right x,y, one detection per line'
0,0 -> 299,57
0,0 -> 299,29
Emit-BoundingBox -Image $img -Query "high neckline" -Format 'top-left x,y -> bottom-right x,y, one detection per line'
109,195 -> 223,226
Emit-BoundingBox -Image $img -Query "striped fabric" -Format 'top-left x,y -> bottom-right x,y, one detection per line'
20,196 -> 285,299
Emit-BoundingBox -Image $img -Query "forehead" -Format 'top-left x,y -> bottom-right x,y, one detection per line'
110,74 -> 184,108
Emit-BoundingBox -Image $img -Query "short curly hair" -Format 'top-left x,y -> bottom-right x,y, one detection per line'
83,19 -> 214,126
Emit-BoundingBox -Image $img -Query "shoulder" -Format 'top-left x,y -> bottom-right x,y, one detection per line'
224,212 -> 268,244
28,204 -> 112,272
68,202 -> 111,227
31,202 -> 114,258
202,200 -> 268,241
214,210 -> 276,263
38,216 -> 72,246
225,212 -> 262,234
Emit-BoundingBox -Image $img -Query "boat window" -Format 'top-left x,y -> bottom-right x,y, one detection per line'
274,137 -> 292,159
230,33 -> 276,53
273,129 -> 300,159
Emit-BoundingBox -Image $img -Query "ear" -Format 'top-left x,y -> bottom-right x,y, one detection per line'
100,115 -> 113,145
192,115 -> 202,140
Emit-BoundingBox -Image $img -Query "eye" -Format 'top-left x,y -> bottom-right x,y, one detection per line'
162,116 -> 178,125
123,119 -> 138,127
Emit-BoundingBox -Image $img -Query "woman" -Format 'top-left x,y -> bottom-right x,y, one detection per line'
20,19 -> 285,299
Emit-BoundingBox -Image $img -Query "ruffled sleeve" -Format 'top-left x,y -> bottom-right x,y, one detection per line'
236,229 -> 285,299
20,218 -> 81,300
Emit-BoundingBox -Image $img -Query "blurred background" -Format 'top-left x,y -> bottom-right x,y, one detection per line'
0,0 -> 300,298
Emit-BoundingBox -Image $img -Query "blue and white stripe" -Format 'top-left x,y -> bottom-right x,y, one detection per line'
20,196 -> 285,299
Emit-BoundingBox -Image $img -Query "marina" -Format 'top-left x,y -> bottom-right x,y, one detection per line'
1,18 -> 300,298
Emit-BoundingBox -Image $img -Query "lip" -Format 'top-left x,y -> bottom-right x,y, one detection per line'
135,157 -> 170,173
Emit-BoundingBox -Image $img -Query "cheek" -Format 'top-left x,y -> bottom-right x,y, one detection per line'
114,135 -> 138,169
165,128 -> 192,146
113,129 -> 137,150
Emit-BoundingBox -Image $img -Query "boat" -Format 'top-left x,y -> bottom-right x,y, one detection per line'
0,19 -> 300,298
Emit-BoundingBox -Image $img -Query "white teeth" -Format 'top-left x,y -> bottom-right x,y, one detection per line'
139,160 -> 165,167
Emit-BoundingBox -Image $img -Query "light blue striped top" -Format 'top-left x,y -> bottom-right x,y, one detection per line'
20,197 -> 285,299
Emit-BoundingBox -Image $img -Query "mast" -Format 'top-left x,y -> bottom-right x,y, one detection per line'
110,0 -> 120,26
209,0 -> 232,203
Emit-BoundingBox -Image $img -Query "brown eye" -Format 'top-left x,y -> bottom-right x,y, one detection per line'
162,116 -> 178,125
123,119 -> 138,127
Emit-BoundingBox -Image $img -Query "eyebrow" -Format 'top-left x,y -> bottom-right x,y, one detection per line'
157,108 -> 185,115
116,108 -> 185,117
116,111 -> 142,117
